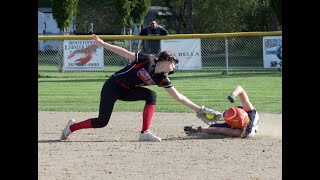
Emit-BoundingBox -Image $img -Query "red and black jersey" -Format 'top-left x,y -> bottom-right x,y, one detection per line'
113,53 -> 172,88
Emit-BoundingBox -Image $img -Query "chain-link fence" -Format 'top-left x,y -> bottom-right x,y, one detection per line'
38,32 -> 282,78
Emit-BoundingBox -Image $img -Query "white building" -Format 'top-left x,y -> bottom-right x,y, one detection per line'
38,8 -> 75,35
38,8 -> 76,51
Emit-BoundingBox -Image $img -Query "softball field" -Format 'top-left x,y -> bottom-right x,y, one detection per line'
38,111 -> 282,180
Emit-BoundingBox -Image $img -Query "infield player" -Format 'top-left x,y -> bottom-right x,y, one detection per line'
61,34 -> 221,142
184,85 -> 259,138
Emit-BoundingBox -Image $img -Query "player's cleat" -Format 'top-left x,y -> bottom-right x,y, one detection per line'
184,125 -> 202,134
139,130 -> 161,142
249,112 -> 259,137
61,119 -> 76,140
227,94 -> 236,103
250,111 -> 260,135
241,112 -> 260,138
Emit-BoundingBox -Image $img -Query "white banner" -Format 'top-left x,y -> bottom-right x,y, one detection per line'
263,36 -> 282,68
63,40 -> 104,71
161,39 -> 202,70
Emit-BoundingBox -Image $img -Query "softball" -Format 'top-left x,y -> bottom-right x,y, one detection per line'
205,114 -> 215,120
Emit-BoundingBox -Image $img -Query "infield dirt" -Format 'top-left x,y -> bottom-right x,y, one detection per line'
38,111 -> 282,180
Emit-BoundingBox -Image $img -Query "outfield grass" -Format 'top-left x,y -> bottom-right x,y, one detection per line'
38,72 -> 282,113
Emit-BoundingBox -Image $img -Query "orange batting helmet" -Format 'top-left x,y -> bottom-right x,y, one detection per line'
224,107 -> 249,128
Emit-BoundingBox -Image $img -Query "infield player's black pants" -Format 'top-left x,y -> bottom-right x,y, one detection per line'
91,76 -> 157,128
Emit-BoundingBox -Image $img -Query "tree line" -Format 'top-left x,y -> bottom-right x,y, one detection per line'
51,0 -> 281,35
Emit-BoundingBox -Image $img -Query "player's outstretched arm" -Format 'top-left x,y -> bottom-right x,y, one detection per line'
201,127 -> 242,137
92,34 -> 135,61
164,86 -> 201,111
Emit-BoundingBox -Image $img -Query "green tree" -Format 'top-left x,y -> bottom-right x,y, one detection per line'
192,0 -> 238,33
51,0 -> 79,34
114,0 -> 133,34
131,0 -> 152,32
114,0 -> 151,35
75,0 -> 122,34
185,0 -> 193,33
164,0 -> 187,34
191,0 -> 277,33
271,0 -> 281,25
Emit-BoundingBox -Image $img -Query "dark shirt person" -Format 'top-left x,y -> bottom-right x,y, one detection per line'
139,19 -> 169,54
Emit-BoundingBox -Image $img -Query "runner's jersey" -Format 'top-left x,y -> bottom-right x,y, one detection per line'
113,53 -> 172,88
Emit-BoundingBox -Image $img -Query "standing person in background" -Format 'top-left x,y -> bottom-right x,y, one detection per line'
60,34 -> 221,142
139,19 -> 169,55
88,23 -> 94,34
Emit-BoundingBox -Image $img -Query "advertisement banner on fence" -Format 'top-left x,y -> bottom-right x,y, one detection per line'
263,36 -> 282,68
161,39 -> 202,70
63,40 -> 104,71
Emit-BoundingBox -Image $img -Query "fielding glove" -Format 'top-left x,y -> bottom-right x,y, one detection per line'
196,106 -> 222,125
184,125 -> 202,134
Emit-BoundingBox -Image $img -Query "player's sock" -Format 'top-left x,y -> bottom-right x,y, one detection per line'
141,104 -> 156,133
70,118 -> 93,132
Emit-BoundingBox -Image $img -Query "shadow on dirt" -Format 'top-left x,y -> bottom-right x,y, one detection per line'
163,133 -> 233,141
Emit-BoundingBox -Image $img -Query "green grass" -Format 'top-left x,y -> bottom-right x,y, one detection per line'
38,72 -> 282,113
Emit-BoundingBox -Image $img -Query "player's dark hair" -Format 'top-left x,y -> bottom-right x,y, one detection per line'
150,18 -> 158,23
158,51 -> 179,64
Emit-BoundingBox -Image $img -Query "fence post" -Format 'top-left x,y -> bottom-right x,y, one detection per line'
225,38 -> 229,75
57,40 -> 64,72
